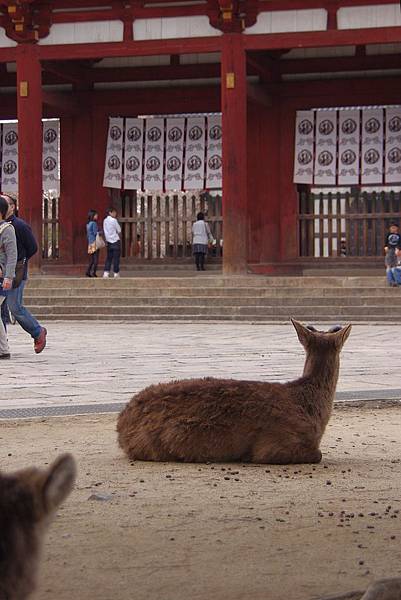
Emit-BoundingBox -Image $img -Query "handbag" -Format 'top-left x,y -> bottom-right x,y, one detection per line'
95,233 -> 105,250
88,242 -> 97,255
12,258 -> 26,289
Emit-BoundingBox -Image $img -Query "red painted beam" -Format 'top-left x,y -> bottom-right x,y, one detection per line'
89,63 -> 221,83
0,47 -> 17,63
259,0 -> 397,8
245,26 -> 401,51
279,53 -> 401,75
36,36 -> 222,60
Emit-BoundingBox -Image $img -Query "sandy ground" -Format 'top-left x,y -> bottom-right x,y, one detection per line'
2,405 -> 401,600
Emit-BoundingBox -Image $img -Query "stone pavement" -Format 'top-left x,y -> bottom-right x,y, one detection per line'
1,321 -> 399,416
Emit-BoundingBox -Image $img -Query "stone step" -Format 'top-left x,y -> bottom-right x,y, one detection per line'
22,295 -> 401,307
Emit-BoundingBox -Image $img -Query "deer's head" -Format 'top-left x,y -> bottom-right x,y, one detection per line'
0,454 -> 76,599
291,319 -> 352,352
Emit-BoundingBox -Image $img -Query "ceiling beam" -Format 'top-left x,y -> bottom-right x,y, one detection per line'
42,60 -> 90,84
280,53 -> 401,75
42,91 -> 82,115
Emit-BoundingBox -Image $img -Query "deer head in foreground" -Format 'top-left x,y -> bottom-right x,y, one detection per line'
0,454 -> 76,600
117,320 -> 351,465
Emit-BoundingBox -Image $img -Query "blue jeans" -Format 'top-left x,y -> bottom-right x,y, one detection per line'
104,241 -> 121,274
393,267 -> 401,285
5,280 -> 42,339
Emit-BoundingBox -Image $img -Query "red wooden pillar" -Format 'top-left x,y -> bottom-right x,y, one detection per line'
16,44 -> 43,267
221,33 -> 248,274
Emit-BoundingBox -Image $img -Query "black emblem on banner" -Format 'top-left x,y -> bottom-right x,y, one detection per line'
187,155 -> 202,171
189,126 -> 203,141
209,125 -> 222,140
3,160 -> 17,174
126,156 -> 140,171
298,119 -> 313,135
44,128 -> 57,144
341,149 -> 356,165
108,155 -> 121,170
147,127 -> 162,142
389,116 -> 401,133
4,131 -> 18,145
110,126 -> 122,141
319,120 -> 334,136
318,151 -> 333,166
168,127 -> 182,142
365,118 -> 380,134
146,156 -> 160,171
364,149 -> 380,164
127,127 -> 142,142
342,119 -> 357,135
167,156 -> 181,171
43,157 -> 57,172
298,150 -> 313,165
208,155 -> 222,170
388,147 -> 401,164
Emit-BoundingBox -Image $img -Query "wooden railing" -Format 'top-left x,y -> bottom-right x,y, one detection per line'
299,191 -> 401,258
113,191 -> 223,260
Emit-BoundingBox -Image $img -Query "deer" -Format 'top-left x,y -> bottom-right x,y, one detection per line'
117,319 -> 351,464
320,578 -> 401,600
0,454 -> 76,600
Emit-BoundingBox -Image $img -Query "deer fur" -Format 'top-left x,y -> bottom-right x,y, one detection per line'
117,319 -> 351,464
0,454 -> 76,600
320,578 -> 401,600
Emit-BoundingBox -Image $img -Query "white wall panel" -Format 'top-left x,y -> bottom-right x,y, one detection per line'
0,28 -> 17,48
133,16 -> 222,40
245,9 -> 327,35
39,21 -> 123,45
338,4 -> 401,29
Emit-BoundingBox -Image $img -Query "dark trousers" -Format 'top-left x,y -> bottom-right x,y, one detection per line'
87,250 -> 99,276
104,241 -> 121,274
194,252 -> 205,270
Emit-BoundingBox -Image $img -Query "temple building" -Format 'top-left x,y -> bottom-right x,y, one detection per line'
0,0 -> 400,273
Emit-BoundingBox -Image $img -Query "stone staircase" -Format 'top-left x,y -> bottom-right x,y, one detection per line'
22,275 -> 401,322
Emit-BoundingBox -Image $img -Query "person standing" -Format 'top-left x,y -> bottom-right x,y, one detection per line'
3,195 -> 47,354
192,212 -> 213,271
103,207 -> 121,278
384,222 -> 401,286
0,196 -> 17,359
86,209 -> 100,277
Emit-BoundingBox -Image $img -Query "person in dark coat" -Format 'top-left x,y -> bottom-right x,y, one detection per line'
2,195 -> 47,354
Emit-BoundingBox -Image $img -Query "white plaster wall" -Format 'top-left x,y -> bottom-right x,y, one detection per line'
0,28 -> 17,48
338,4 -> 401,29
180,52 -> 220,64
94,56 -> 171,68
133,16 -> 221,40
39,21 -> 123,45
245,9 -> 327,35
366,43 -> 401,55
283,46 -> 355,59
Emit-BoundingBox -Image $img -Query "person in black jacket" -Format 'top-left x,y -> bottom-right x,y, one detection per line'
3,195 -> 47,354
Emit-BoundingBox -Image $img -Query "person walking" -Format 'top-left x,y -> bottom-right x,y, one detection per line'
192,212 -> 213,271
3,195 -> 47,354
0,195 -> 17,359
103,207 -> 121,278
86,209 -> 100,277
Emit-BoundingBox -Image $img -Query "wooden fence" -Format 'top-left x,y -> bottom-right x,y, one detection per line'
112,191 -> 223,260
299,191 -> 401,258
42,195 -> 59,259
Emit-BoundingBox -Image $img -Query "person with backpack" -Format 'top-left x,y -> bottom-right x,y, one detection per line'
2,195 -> 47,354
0,195 -> 17,359
192,212 -> 214,271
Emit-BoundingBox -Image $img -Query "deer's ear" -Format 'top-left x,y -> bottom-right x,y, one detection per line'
291,318 -> 313,347
42,454 -> 76,513
335,323 -> 352,348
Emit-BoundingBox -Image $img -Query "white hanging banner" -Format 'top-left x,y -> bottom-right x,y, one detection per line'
293,110 -> 314,184
338,110 -> 360,185
42,121 -> 59,193
124,118 -> 144,190
2,122 -> 18,193
165,117 -> 185,191
385,107 -> 401,184
103,117 -> 124,189
314,110 -> 337,185
184,116 -> 206,190
361,108 -> 383,185
143,117 -> 164,191
206,114 -> 222,189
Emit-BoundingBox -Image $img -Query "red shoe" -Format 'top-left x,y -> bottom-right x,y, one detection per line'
34,327 -> 47,354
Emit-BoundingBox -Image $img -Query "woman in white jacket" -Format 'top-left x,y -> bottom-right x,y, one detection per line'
192,212 -> 213,271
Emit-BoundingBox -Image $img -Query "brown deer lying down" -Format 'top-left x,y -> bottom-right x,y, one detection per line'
0,454 -> 76,600
319,578 -> 401,600
118,319 -> 351,464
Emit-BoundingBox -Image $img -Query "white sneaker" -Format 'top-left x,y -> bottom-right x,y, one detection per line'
103,272 -> 110,278
114,273 -> 120,278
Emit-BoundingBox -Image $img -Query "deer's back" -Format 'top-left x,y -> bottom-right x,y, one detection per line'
117,377 -> 318,462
